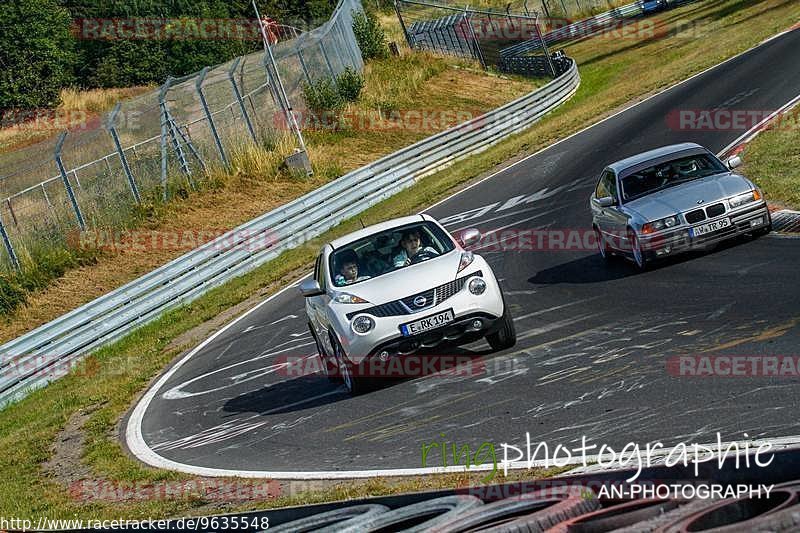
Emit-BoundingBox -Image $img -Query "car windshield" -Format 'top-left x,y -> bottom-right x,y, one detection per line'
620,154 -> 727,202
329,222 -> 455,287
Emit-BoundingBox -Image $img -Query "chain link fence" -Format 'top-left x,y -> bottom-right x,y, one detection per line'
396,0 -> 559,77
0,0 -> 364,273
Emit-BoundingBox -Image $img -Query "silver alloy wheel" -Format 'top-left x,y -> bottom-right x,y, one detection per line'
630,231 -> 645,269
334,341 -> 353,392
595,228 -> 607,259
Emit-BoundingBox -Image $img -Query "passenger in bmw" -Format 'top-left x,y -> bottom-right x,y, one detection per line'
392,228 -> 439,267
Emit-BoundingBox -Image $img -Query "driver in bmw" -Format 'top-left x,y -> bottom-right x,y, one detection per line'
392,228 -> 439,267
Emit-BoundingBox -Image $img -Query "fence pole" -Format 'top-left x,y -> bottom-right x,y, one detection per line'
106,103 -> 142,204
319,38 -> 336,77
159,78 -> 172,201
540,0 -> 550,18
253,0 -> 309,159
227,57 -> 258,144
464,9 -> 487,69
0,211 -> 20,272
196,67 -> 229,167
297,48 -> 313,85
6,199 -> 17,227
55,132 -> 86,231
395,1 -> 414,49
533,13 -> 557,76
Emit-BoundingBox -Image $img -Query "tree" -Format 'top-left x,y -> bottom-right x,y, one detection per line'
0,0 -> 75,112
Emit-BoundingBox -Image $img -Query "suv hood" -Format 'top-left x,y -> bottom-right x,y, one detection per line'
333,249 -> 464,305
625,172 -> 752,221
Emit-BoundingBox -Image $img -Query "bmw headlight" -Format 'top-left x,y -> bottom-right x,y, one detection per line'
729,189 -> 762,208
468,277 -> 486,295
642,215 -> 679,234
351,315 -> 375,334
333,292 -> 369,304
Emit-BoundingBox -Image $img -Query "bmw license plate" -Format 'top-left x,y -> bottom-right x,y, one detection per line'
400,309 -> 455,336
691,217 -> 731,237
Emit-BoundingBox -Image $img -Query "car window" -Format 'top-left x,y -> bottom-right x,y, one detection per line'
620,153 -> 727,202
329,222 -> 455,287
595,170 -> 617,201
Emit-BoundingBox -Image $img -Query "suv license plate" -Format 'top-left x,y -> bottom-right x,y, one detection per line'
400,309 -> 455,336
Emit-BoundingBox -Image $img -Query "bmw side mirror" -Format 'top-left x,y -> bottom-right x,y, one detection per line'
459,228 -> 482,247
299,278 -> 324,297
727,156 -> 742,170
596,196 -> 615,208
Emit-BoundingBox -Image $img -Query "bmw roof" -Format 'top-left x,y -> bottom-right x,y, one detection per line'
606,143 -> 708,174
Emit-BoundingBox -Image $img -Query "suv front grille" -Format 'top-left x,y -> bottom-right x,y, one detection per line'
346,270 -> 483,320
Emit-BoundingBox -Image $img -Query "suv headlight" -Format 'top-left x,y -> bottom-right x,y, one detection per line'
457,251 -> 474,273
351,315 -> 375,334
729,189 -> 762,208
333,292 -> 368,304
642,215 -> 679,234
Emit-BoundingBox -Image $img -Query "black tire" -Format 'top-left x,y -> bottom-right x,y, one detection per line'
489,487 -> 600,532
268,504 -> 389,532
434,489 -> 599,532
628,229 -> 649,271
331,335 -> 372,395
309,323 -> 338,382
342,495 -> 483,533
486,296 -> 516,351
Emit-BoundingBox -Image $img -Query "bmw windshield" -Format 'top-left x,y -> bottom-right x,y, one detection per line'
329,222 -> 455,287
620,153 -> 728,202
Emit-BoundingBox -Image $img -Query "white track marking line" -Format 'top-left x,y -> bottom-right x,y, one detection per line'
127,27 -> 800,479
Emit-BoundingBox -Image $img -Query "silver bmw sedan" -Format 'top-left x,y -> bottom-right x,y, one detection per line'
589,142 -> 771,270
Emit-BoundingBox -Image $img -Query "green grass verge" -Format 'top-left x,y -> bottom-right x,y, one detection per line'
1,0 -> 799,520
741,116 -> 800,209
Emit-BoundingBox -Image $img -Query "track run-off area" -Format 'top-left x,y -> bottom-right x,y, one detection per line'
127,27 -> 800,478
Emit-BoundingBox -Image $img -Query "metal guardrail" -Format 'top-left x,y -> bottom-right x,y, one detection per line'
0,59 -> 580,408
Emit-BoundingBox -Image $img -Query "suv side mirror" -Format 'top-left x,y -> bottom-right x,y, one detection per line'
299,278 -> 324,297
596,196 -> 615,208
459,228 -> 482,247
727,156 -> 742,170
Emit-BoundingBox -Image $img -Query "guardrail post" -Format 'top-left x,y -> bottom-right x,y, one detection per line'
0,211 -> 20,272
227,57 -> 258,144
55,132 -> 86,231
106,103 -> 142,204
196,67 -> 229,167
159,78 -> 172,201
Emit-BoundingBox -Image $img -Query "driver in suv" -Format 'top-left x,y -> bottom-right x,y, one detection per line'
392,228 -> 439,267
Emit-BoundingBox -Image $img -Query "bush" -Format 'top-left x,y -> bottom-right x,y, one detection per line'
303,77 -> 345,114
352,10 -> 388,61
0,0 -> 75,112
336,67 -> 365,102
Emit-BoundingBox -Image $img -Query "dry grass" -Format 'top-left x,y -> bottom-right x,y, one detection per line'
0,87 -> 152,154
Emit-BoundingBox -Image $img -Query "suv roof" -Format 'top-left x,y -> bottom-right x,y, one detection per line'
328,214 -> 432,249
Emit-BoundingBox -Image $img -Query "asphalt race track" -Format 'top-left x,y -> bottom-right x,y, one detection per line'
128,28 -> 800,477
